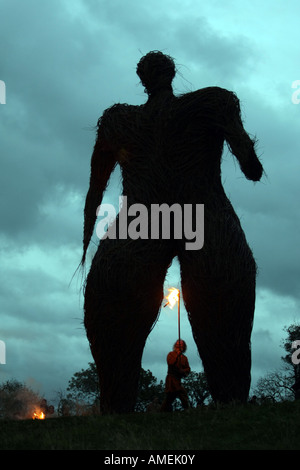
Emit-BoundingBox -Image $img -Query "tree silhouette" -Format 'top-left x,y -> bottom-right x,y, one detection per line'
135,369 -> 164,412
182,371 -> 211,407
67,362 -> 100,405
282,323 -> 300,399
253,324 -> 300,402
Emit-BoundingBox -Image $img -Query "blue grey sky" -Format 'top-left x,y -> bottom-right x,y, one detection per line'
1,0 -> 300,401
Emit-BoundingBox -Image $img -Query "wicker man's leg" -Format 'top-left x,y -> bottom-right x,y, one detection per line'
84,239 -> 173,413
179,235 -> 256,404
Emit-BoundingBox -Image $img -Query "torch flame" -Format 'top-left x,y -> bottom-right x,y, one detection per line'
164,287 -> 180,309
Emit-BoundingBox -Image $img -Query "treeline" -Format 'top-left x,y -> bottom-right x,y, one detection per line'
64,364 -> 211,413
1,323 -> 299,418
61,322 -> 300,412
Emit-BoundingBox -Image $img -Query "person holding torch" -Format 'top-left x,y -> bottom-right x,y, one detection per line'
161,339 -> 191,412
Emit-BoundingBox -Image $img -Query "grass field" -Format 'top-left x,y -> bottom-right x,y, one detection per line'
1,400 -> 300,451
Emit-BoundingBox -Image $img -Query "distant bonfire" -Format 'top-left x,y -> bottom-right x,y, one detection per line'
0,382 -> 54,420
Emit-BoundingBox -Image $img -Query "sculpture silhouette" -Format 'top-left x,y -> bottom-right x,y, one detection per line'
82,51 -> 264,414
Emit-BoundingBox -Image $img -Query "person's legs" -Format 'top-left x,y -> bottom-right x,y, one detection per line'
178,388 -> 190,409
161,392 -> 177,412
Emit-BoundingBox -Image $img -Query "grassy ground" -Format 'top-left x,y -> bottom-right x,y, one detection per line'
1,400 -> 300,450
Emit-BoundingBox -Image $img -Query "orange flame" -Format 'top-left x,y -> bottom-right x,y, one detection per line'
33,410 -> 45,420
164,287 -> 180,309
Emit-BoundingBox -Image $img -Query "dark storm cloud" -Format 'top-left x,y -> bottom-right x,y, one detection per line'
0,0 -> 118,240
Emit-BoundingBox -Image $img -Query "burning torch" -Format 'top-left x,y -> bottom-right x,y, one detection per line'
164,287 -> 181,348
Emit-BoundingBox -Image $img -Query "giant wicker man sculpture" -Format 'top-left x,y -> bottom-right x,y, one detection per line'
82,51 -> 264,414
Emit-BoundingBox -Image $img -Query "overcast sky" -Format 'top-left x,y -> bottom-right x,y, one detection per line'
1,0 -> 300,403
